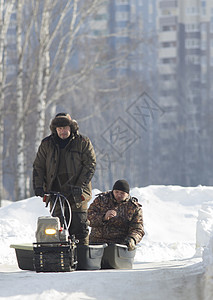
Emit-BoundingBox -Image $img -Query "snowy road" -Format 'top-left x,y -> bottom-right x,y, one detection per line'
0,257 -> 204,300
1,186 -> 213,299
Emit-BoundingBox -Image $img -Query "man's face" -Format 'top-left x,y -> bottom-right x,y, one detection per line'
113,190 -> 129,203
56,126 -> 71,139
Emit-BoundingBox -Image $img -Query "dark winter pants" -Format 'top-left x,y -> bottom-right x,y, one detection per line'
50,200 -> 89,244
69,211 -> 89,243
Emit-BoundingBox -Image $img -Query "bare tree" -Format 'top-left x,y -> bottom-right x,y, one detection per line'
0,0 -> 4,205
16,0 -> 25,200
35,0 -> 107,147
1,0 -> 151,201
0,0 -> 16,204
34,0 -> 51,151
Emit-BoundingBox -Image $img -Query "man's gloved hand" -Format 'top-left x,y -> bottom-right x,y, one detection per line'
124,237 -> 136,251
34,187 -> 44,197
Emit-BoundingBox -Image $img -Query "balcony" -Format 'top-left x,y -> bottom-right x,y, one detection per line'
159,31 -> 177,42
159,47 -> 177,58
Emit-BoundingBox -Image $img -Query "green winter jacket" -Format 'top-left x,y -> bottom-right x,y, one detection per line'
33,129 -> 96,211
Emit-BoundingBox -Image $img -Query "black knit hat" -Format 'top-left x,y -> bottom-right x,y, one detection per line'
50,113 -> 72,131
113,180 -> 130,194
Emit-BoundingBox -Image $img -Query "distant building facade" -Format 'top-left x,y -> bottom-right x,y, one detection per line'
157,0 -> 213,185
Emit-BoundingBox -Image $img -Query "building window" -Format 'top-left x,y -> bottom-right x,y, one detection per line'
201,56 -> 206,65
94,14 -> 107,21
201,72 -> 207,83
186,55 -> 200,65
160,74 -> 176,80
161,57 -> 176,64
162,41 -> 176,48
117,0 -> 129,4
185,23 -> 199,32
191,73 -> 200,81
162,25 -> 176,31
201,40 -> 206,50
116,11 -> 129,22
202,1 -> 206,15
161,8 -> 176,16
185,39 -> 200,49
186,6 -> 199,15
201,23 -> 207,32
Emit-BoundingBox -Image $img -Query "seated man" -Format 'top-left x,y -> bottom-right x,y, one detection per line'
87,179 -> 145,251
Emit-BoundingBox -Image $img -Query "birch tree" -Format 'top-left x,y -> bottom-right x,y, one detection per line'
16,0 -> 25,200
34,0 -> 107,150
0,0 -> 15,205
34,0 -> 51,151
0,0 -> 3,206
15,0 -> 41,200
2,0 -> 146,200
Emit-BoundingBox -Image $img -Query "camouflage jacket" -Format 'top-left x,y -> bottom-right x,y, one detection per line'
87,191 -> 145,245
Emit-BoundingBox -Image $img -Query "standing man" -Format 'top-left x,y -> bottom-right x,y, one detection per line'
33,113 -> 96,245
88,179 -> 145,250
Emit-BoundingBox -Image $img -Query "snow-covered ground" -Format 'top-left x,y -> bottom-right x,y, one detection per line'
0,185 -> 213,299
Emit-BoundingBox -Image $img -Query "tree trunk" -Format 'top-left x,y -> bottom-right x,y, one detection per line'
34,0 -> 50,152
0,0 -> 4,206
0,0 -> 16,204
16,0 -> 25,200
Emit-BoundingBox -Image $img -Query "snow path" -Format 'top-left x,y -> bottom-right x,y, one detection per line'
0,257 -> 204,300
1,186 -> 213,299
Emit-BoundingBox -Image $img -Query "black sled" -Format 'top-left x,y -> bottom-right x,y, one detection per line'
11,192 -> 136,271
33,192 -> 78,272
11,242 -> 136,271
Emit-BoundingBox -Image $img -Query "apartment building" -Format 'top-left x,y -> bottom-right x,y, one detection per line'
157,0 -> 213,185
108,0 -> 157,79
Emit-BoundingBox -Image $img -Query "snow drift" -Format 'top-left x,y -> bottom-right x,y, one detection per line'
0,185 -> 213,299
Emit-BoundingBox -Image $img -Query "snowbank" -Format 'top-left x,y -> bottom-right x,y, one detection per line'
1,185 -> 213,299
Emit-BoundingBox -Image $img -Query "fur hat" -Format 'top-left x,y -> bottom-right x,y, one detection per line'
113,179 -> 130,194
50,113 -> 79,135
50,113 -> 72,129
